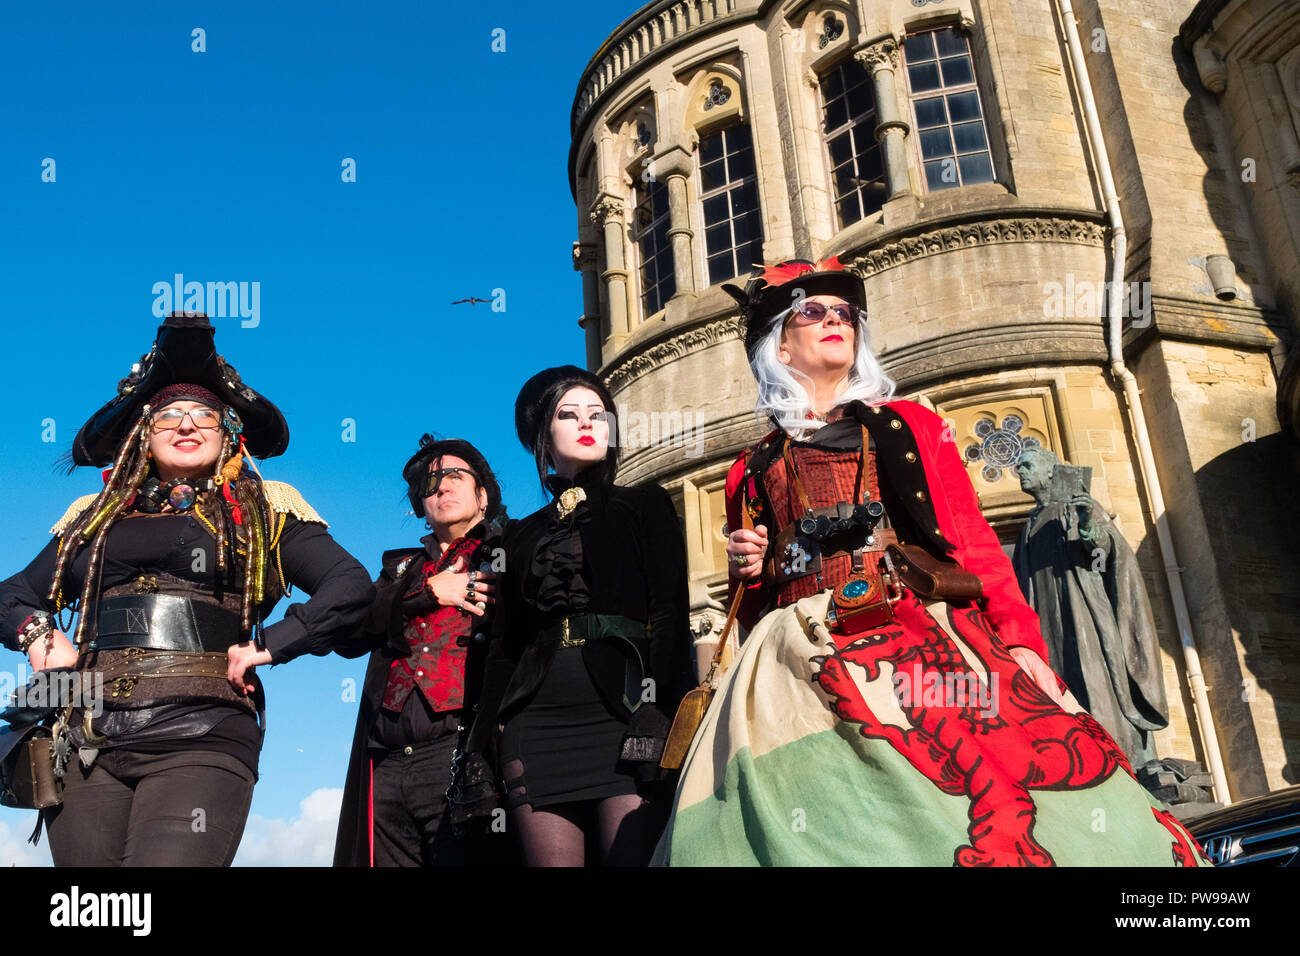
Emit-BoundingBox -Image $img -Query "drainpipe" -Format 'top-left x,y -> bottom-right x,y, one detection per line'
1055,0 -> 1231,804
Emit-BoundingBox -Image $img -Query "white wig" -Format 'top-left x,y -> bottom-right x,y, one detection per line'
750,307 -> 896,441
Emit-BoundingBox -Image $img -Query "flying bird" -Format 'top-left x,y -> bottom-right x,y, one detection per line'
451,297 -> 492,306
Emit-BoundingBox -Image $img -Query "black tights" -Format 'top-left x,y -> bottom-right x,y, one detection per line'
509,793 -> 666,867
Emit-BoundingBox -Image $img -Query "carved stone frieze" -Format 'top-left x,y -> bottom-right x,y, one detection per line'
846,216 -> 1107,277
604,315 -> 745,392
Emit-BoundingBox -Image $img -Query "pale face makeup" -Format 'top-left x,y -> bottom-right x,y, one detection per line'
549,386 -> 610,479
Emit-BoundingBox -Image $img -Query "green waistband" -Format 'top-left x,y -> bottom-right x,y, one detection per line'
540,613 -> 647,644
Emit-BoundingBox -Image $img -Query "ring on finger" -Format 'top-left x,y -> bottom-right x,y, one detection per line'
730,553 -> 749,567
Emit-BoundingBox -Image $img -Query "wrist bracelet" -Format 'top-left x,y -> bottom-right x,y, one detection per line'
16,611 -> 54,653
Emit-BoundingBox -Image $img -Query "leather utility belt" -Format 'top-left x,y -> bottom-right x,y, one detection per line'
89,595 -> 241,653
540,613 -> 649,713
94,648 -> 248,706
768,502 -> 897,586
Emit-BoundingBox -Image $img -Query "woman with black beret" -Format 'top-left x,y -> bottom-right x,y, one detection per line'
468,366 -> 692,866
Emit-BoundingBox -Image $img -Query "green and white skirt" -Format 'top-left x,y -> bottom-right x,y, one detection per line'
652,590 -> 1208,867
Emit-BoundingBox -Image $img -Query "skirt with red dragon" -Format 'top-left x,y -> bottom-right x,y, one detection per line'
651,590 -> 1210,867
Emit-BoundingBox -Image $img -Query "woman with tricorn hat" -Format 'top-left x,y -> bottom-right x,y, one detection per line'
651,258 -> 1208,866
0,311 -> 375,866
468,366 -> 692,866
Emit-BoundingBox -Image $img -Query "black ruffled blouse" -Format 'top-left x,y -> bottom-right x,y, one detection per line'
468,465 -> 692,773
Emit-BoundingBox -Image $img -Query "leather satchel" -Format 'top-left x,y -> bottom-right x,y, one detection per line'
885,543 -> 983,602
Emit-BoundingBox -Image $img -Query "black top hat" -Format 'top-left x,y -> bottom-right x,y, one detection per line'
71,312 -> 289,467
723,256 -> 866,358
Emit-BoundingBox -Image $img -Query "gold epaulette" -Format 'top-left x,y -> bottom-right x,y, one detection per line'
261,480 -> 328,527
49,493 -> 101,536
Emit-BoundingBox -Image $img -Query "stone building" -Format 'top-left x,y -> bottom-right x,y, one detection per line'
567,0 -> 1299,803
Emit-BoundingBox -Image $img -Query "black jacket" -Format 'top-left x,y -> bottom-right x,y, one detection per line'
332,518 -> 506,867
468,467 -> 692,782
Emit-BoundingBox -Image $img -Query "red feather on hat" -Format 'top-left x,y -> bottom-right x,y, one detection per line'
759,255 -> 844,287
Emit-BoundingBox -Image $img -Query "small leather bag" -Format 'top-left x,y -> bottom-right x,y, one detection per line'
0,724 -> 63,810
884,543 -> 984,602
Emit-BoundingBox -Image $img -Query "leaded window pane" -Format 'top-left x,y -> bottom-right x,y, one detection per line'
819,56 -> 883,228
908,62 -> 942,93
634,178 -> 675,316
904,28 -> 996,192
697,123 -> 765,285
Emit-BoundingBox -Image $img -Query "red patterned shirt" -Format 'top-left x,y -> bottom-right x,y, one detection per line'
380,533 -> 479,715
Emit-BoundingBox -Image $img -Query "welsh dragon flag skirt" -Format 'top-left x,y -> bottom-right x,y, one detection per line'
652,591 -> 1208,867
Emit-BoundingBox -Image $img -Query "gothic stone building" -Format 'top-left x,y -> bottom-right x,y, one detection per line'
567,0 -> 1300,803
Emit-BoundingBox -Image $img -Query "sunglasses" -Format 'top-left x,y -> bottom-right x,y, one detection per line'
424,466 -> 479,497
151,407 -> 222,431
786,301 -> 859,325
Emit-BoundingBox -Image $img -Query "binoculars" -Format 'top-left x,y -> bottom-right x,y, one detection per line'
796,499 -> 884,541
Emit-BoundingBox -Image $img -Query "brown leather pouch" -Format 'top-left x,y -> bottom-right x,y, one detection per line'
885,543 -> 983,602
0,731 -> 63,810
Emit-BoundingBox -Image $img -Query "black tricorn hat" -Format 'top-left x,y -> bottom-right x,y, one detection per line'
723,256 -> 866,359
513,365 -> 615,454
71,312 -> 289,467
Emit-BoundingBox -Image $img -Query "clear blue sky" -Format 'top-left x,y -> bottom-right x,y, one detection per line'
0,0 -> 635,864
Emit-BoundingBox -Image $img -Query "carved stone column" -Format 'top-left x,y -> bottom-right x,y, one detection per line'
590,195 -> 630,344
658,144 -> 697,300
573,241 -> 601,370
856,37 -> 911,199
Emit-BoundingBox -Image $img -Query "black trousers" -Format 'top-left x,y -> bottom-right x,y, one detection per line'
370,718 -> 464,867
45,749 -> 256,867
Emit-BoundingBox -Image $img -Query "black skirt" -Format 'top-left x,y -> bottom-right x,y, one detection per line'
498,644 -> 637,808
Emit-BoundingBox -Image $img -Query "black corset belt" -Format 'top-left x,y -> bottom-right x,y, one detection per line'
90,595 -> 240,653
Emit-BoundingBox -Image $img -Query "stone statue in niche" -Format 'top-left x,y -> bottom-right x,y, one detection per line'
1011,445 -> 1170,771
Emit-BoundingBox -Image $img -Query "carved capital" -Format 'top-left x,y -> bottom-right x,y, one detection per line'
855,37 -> 899,73
589,195 -> 625,227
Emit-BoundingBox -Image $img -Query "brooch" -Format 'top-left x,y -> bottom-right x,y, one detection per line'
556,487 -> 587,520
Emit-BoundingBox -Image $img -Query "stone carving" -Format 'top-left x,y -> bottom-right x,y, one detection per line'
589,196 -> 625,227
846,216 -> 1106,277
963,413 -> 1041,482
855,37 -> 899,72
605,315 -> 744,392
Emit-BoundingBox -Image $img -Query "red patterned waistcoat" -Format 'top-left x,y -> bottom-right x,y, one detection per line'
380,533 -> 479,714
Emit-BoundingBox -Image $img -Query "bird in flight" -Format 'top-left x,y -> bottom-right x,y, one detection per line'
450,297 -> 492,306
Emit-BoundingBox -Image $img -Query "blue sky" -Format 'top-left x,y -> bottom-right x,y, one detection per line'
0,0 -> 632,864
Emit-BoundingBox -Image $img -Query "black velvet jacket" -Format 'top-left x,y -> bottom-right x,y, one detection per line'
468,466 -> 692,780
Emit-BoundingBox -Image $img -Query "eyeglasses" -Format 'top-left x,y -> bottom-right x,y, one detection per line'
425,466 -> 479,497
151,407 -> 222,431
785,301 -> 859,326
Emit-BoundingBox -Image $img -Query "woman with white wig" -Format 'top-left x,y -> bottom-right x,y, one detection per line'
652,257 -> 1207,867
